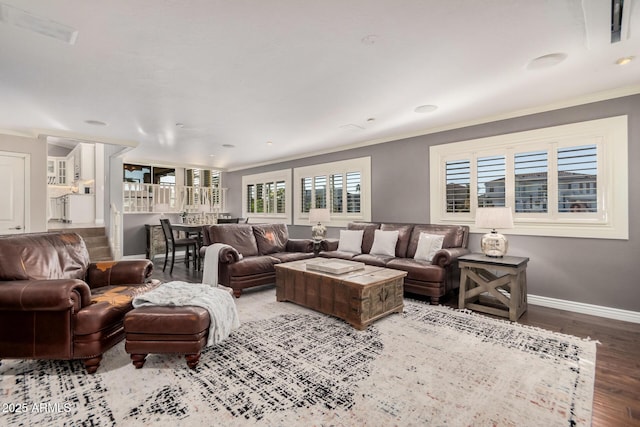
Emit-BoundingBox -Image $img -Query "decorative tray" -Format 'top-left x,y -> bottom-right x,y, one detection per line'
305,259 -> 366,274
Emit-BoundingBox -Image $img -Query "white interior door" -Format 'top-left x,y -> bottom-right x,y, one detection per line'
0,153 -> 26,234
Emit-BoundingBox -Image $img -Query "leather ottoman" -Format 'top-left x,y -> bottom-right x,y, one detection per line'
124,306 -> 210,369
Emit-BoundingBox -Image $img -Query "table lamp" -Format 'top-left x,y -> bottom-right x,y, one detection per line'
475,207 -> 514,257
309,208 -> 330,241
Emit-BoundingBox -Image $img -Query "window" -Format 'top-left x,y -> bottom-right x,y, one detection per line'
430,116 -> 628,239
293,157 -> 371,227
242,169 -> 291,223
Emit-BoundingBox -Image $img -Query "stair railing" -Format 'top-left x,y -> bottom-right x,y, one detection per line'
109,203 -> 122,260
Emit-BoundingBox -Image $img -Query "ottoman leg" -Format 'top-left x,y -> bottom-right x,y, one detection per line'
185,352 -> 201,369
130,354 -> 147,369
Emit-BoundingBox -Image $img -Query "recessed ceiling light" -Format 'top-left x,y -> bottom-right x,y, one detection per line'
266,141 -> 273,145
175,122 -> 185,128
414,105 -> 438,114
84,119 -> 107,126
366,117 -> 376,122
526,53 -> 568,70
222,144 -> 235,148
615,56 -> 634,65
209,154 -> 215,157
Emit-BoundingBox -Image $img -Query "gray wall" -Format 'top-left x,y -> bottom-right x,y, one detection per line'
0,134 -> 48,232
224,94 -> 640,312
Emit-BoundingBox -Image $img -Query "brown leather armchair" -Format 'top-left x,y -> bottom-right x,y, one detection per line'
0,232 -> 159,373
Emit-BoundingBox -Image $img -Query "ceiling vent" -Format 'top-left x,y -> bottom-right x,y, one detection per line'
611,0 -> 624,42
0,2 -> 78,45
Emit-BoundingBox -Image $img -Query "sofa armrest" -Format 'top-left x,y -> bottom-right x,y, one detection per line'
286,239 -> 314,253
0,279 -> 91,312
86,260 -> 154,288
320,238 -> 339,251
219,246 -> 242,264
432,247 -> 471,268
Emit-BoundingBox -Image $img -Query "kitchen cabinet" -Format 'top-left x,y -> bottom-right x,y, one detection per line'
46,157 -> 68,185
60,194 -> 95,223
67,143 -> 95,181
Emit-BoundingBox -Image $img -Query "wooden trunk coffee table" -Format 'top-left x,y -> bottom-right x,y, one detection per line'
275,259 -> 407,330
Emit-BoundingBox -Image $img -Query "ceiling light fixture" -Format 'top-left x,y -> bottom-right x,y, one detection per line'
266,141 -> 273,145
526,53 -> 568,70
366,118 -> 375,122
414,105 -> 438,114
84,120 -> 107,126
175,122 -> 185,128
615,56 -> 634,65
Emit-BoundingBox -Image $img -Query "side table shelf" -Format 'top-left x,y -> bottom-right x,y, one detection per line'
458,253 -> 529,322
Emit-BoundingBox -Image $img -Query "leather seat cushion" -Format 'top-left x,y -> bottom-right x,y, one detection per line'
124,306 -> 210,336
227,255 -> 278,277
269,252 -> 315,263
385,258 -> 445,282
352,254 -> 394,267
318,251 -> 358,260
74,282 -> 159,335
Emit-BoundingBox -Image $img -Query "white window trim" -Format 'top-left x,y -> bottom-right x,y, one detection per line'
293,157 -> 371,228
429,115 -> 628,239
242,169 -> 291,224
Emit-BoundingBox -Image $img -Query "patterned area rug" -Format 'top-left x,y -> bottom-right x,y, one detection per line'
0,289 -> 596,426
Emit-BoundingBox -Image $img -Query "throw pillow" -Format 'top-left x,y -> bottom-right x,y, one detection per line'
369,229 -> 399,257
414,233 -> 445,262
337,230 -> 364,254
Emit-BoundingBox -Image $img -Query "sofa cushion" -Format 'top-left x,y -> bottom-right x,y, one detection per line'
0,232 -> 89,281
318,250 -> 358,260
252,223 -> 288,255
414,233 -> 445,262
407,225 -> 464,258
380,223 -> 414,258
74,282 -> 159,335
337,230 -> 364,253
208,224 -> 259,257
385,258 -> 446,283
353,254 -> 394,267
269,252 -> 315,263
227,255 -> 277,277
347,222 -> 381,254
370,229 -> 399,257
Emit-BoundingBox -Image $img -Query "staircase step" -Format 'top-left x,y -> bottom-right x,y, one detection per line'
48,227 -> 113,261
88,246 -> 112,262
49,227 -> 106,238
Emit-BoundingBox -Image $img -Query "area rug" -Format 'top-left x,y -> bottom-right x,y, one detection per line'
0,288 -> 596,426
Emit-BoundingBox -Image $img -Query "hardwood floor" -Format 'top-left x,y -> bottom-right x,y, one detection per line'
151,260 -> 640,427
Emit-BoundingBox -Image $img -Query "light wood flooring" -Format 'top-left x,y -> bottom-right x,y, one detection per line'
151,259 -> 640,427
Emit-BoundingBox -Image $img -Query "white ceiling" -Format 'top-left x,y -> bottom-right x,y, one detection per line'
1,0 -> 639,171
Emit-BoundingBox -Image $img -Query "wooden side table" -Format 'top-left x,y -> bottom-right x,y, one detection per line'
458,253 -> 529,321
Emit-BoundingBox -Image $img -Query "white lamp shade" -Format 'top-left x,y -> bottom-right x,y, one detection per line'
308,208 -> 330,223
475,207 -> 514,230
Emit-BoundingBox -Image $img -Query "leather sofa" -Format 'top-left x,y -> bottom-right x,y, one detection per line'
0,232 -> 159,373
320,222 -> 470,304
200,223 -> 315,298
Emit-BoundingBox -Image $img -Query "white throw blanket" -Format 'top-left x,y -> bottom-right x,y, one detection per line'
202,243 -> 242,288
132,281 -> 240,347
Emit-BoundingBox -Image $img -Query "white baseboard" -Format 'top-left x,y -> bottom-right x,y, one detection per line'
122,252 -> 187,261
528,294 -> 640,324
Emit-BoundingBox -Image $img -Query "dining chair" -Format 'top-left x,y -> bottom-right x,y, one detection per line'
217,217 -> 240,224
160,218 -> 198,274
